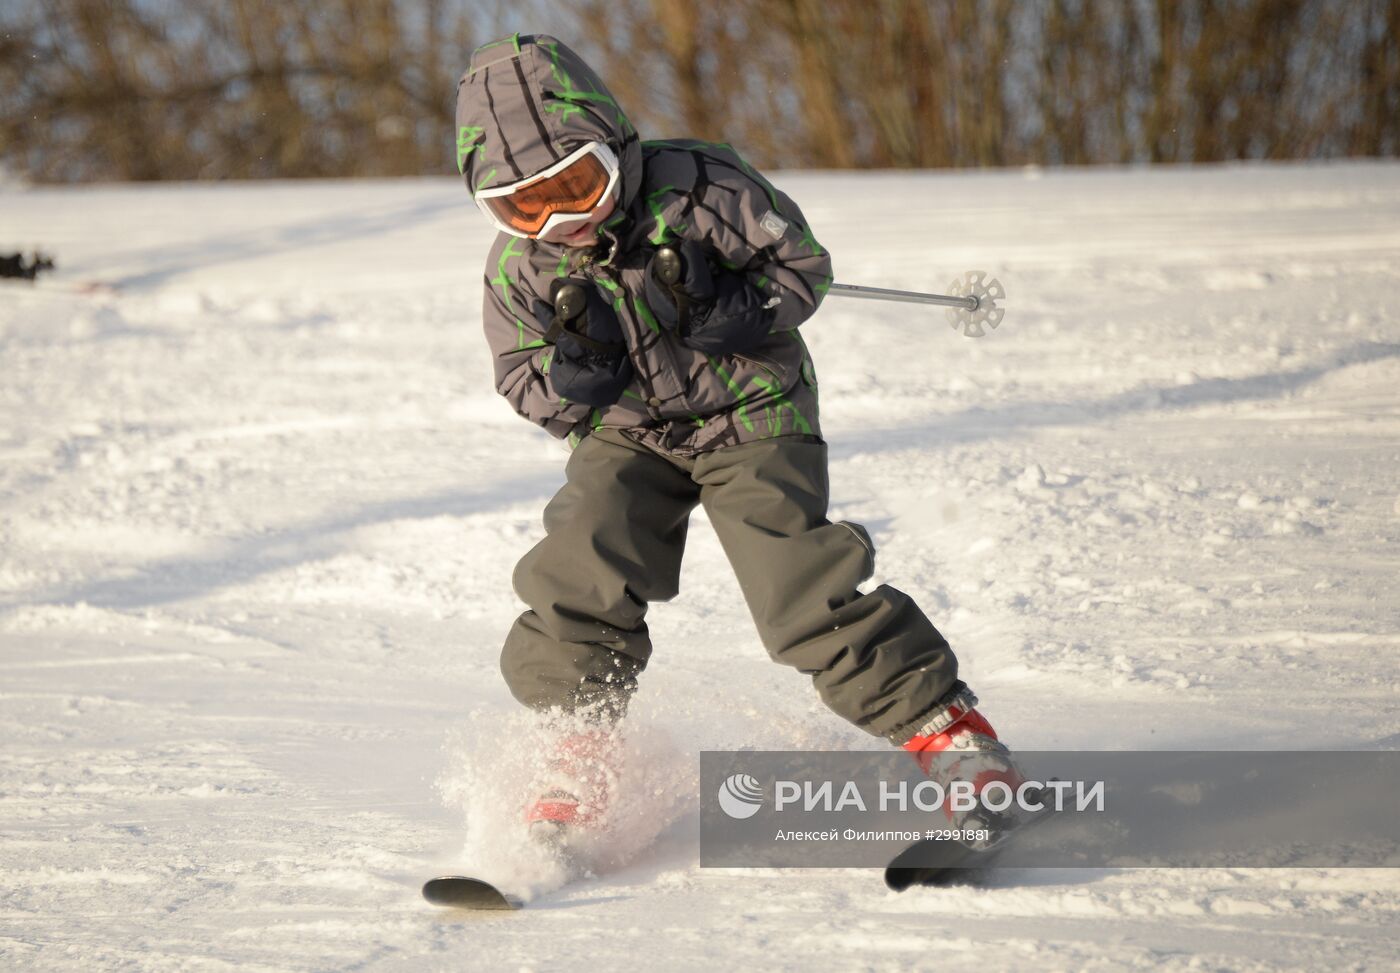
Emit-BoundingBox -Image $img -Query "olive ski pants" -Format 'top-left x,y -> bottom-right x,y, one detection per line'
500,427 -> 960,744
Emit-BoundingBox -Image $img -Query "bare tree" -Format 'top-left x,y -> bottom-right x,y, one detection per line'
0,0 -> 1395,182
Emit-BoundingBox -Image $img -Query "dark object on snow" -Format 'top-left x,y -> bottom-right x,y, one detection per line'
885,801 -> 1062,891
422,875 -> 522,910
0,251 -> 56,281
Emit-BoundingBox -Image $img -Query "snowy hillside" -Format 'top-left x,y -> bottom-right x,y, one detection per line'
2,161 -> 1399,970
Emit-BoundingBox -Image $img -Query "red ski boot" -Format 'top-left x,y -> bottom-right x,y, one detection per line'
524,727 -> 619,841
901,686 -> 1028,849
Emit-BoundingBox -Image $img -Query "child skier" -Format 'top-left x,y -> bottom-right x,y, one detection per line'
455,34 -> 1022,845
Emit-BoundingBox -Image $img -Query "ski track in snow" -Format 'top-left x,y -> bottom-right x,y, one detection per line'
2,163 -> 1399,970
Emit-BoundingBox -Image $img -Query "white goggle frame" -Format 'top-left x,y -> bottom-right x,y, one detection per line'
473,140 -> 621,240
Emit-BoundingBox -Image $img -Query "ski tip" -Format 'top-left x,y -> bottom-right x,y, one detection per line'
885,866 -> 918,892
422,875 -> 524,911
884,864 -> 981,891
884,838 -> 1001,891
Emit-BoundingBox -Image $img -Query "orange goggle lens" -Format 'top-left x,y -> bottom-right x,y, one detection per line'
481,152 -> 611,235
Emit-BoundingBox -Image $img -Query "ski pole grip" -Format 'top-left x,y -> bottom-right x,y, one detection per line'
654,246 -> 683,286
553,282 -> 588,323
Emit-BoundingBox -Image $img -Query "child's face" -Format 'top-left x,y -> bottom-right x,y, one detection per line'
538,189 -> 618,248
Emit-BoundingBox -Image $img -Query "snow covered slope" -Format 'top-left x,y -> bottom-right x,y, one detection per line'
2,162 -> 1398,970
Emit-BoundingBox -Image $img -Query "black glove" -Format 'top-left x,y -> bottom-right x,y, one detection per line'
645,239 -> 774,355
535,277 -> 633,408
644,238 -> 715,335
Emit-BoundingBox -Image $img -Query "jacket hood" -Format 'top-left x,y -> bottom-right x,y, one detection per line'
455,34 -> 643,217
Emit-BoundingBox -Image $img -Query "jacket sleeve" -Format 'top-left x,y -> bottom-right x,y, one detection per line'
481,239 -> 593,439
682,145 -> 834,336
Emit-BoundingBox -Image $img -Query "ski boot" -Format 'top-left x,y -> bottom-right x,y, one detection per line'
886,685 -> 1044,889
524,726 -> 619,845
901,684 -> 1030,852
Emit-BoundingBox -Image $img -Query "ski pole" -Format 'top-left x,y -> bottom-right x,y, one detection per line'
653,247 -> 1005,339
826,272 -> 1006,338
828,282 -> 977,310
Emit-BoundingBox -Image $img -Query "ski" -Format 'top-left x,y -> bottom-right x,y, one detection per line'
885,804 -> 1061,891
422,875 -> 523,911
884,835 -> 1007,891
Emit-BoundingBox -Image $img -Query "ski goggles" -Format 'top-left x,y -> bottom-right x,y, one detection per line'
474,141 -> 620,239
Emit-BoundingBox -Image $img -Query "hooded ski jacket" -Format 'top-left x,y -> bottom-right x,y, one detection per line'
455,33 -> 833,455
